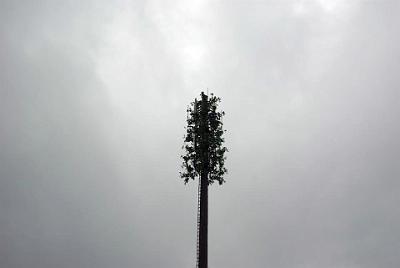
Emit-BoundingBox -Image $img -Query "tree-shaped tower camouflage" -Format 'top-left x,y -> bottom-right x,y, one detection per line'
181,92 -> 227,268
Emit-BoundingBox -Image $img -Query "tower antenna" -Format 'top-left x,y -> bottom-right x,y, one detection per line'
180,91 -> 228,268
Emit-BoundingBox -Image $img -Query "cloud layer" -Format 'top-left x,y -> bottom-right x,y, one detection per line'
1,1 -> 399,267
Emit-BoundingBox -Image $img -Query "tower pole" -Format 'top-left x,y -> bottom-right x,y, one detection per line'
182,91 -> 227,268
198,92 -> 208,268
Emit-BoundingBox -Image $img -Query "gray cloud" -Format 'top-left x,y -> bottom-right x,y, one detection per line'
1,1 -> 399,267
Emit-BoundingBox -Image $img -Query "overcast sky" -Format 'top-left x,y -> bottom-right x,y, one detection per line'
1,0 -> 400,267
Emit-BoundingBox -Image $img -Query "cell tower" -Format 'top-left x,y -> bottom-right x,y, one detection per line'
180,92 -> 228,268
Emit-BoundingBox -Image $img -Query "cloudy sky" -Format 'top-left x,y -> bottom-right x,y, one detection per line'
1,0 -> 400,267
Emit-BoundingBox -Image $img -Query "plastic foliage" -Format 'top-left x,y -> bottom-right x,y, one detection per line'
180,93 -> 228,185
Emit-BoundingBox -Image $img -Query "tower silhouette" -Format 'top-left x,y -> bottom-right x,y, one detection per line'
181,92 -> 227,268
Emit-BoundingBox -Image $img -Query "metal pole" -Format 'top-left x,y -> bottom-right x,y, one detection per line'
198,92 -> 208,268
